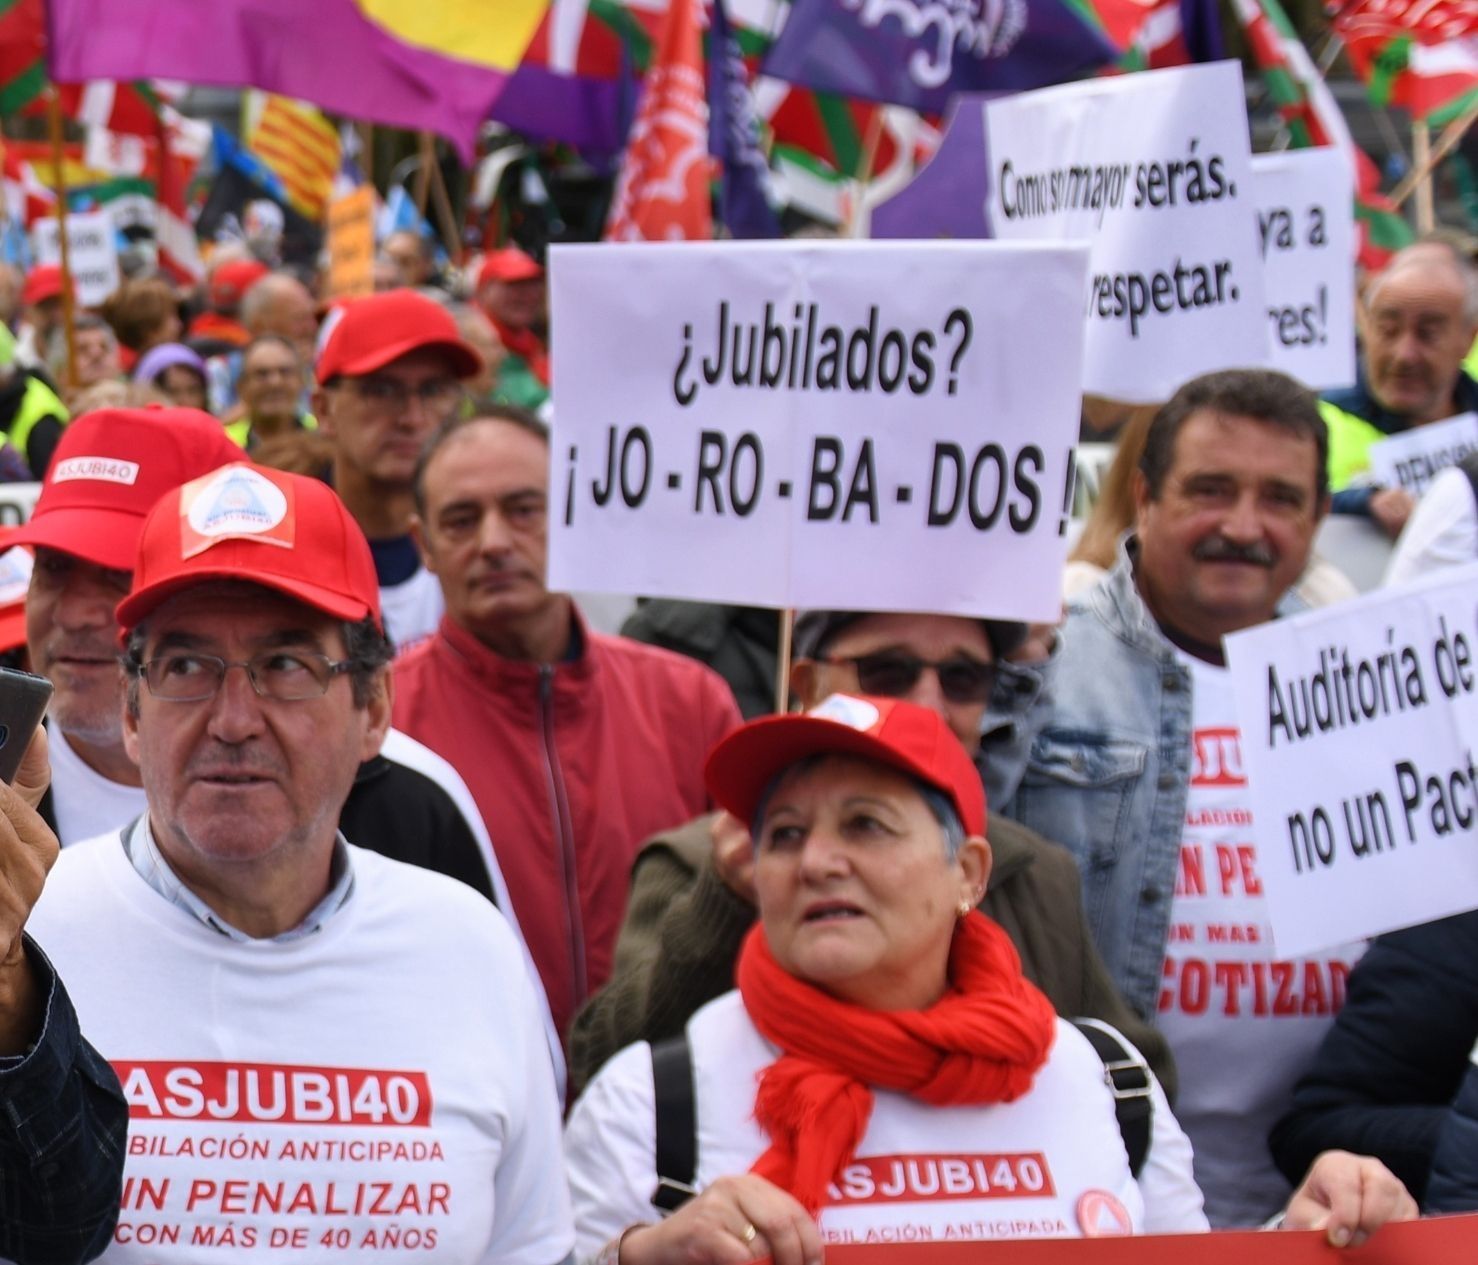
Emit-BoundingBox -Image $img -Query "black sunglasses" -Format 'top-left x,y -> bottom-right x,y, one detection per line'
822,652 -> 997,704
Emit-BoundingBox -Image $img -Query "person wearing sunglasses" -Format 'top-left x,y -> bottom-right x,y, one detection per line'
566,607 -> 1167,1103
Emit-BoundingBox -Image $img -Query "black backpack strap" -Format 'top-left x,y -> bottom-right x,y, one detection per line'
1072,1019 -> 1153,1178
650,1034 -> 699,1213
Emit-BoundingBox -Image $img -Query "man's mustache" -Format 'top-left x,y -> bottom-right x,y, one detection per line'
1194,536 -> 1275,567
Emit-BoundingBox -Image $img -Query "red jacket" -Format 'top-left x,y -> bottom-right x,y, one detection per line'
392,612 -> 741,1041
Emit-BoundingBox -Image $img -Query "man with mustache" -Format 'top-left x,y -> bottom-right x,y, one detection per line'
1003,369 -> 1364,1230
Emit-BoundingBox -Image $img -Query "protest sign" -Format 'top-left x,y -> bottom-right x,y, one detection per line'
327,187 -> 375,300
1368,413 -> 1478,499
1251,148 -> 1356,391
1226,565 -> 1478,958
824,1215 -> 1478,1262
982,62 -> 1266,403
547,241 -> 1089,622
0,482 -> 40,526
31,211 -> 119,307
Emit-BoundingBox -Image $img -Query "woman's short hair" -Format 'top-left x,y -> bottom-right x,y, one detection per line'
753,754 -> 968,860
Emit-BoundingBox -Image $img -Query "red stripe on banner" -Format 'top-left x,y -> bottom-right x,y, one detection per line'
254,120 -> 337,174
259,106 -> 339,167
251,137 -> 331,191
824,1215 -> 1478,1263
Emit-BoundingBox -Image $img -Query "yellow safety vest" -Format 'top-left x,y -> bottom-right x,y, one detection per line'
1319,399 -> 1386,492
9,375 -> 68,463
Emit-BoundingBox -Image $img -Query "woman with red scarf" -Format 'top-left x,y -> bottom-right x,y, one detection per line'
565,696 -> 1416,1264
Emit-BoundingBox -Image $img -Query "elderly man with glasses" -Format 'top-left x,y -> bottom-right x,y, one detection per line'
314,290 -> 481,652
25,463 -> 573,1264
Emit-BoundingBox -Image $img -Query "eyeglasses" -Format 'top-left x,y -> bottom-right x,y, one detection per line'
339,377 -> 463,412
137,652 -> 355,702
822,652 -> 997,705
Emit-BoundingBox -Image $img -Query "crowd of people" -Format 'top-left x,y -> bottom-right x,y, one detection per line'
0,217 -> 1476,1265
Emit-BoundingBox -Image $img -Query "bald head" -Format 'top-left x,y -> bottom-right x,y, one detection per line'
241,274 -> 317,367
1361,245 -> 1478,425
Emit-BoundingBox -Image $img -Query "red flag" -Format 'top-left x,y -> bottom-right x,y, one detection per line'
604,0 -> 711,242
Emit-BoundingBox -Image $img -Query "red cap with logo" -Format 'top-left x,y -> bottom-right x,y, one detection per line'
704,693 -> 987,837
22,264 -> 65,308
476,247 -> 543,287
3,408 -> 244,571
314,289 -> 481,384
209,259 -> 270,311
116,463 -> 381,633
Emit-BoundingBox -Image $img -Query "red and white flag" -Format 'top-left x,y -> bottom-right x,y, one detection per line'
603,0 -> 711,241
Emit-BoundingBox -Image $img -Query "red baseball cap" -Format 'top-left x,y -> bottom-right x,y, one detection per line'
704,694 -> 987,837
22,263 -> 65,308
116,463 -> 381,633
314,289 -> 481,384
0,547 -> 32,653
4,408 -> 243,572
209,259 -> 270,311
477,247 -> 543,287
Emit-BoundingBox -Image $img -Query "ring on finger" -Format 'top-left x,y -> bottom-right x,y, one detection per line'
740,1223 -> 758,1245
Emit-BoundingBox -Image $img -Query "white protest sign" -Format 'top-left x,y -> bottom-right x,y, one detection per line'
1226,565 -> 1478,958
983,61 -> 1266,403
1368,413 -> 1478,499
548,241 -> 1089,621
30,211 -> 119,307
1252,148 -> 1356,391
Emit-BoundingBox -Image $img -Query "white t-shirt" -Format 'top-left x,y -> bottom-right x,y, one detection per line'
48,726 -> 147,846
565,993 -> 1205,1257
380,567 -> 443,657
1157,655 -> 1364,1227
26,835 -> 573,1265
1385,465 -> 1478,588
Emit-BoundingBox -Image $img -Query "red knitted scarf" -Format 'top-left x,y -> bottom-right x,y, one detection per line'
736,914 -> 1058,1214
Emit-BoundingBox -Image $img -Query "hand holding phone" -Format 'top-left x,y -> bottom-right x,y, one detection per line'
0,668 -> 53,786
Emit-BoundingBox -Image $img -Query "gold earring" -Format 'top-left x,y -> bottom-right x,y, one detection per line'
957,900 -> 973,918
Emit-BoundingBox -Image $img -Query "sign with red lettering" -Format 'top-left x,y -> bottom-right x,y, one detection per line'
823,1215 -> 1478,1261
115,1061 -> 433,1127
830,1155 -> 1055,1206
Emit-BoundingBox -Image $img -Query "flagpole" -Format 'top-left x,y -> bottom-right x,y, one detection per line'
44,88 -> 77,392
413,131 -> 434,218
1412,120 -> 1435,233
847,109 -> 887,238
773,608 -> 794,714
425,141 -> 462,265
359,123 -> 374,187
1391,101 -> 1478,212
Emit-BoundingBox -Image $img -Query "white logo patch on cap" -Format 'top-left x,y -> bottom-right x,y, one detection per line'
809,694 -> 880,732
179,466 -> 295,560
51,456 -> 139,485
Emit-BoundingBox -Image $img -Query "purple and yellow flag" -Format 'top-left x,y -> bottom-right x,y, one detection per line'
45,0 -> 548,161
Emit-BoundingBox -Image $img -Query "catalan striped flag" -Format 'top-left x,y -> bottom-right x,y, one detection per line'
246,95 -> 341,222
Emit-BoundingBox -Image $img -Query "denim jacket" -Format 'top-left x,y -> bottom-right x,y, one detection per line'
1000,537 -> 1306,1020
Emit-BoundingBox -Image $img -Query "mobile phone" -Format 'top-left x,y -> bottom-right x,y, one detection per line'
0,667 -> 53,785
